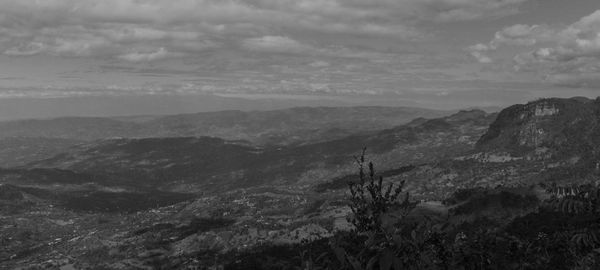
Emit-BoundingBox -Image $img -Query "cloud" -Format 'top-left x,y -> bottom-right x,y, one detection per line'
469,9 -> 600,88
240,35 -> 402,62
0,0 -> 542,101
545,72 -> 600,88
492,24 -> 551,46
309,61 -> 330,68
0,0 -> 536,62
466,24 -> 556,63
242,36 -> 318,54
549,10 -> 600,60
0,23 -> 215,60
423,0 -> 532,22
472,10 -> 600,61
4,42 -> 45,56
468,49 -> 493,63
118,48 -> 181,62
515,10 -> 600,87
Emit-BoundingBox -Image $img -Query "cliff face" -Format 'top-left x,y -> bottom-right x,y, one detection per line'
476,97 -> 600,159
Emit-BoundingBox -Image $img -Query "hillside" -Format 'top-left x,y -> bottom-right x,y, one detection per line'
7,98 -> 600,269
474,97 -> 600,181
382,97 -> 600,200
0,137 -> 84,167
26,110 -> 494,193
0,106 -> 449,147
0,118 -> 146,141
477,97 -> 600,157
141,106 -> 450,145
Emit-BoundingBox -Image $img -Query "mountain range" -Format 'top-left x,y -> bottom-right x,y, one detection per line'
10,109 -> 493,193
4,97 -> 600,269
4,97 -> 599,205
0,106 -> 448,146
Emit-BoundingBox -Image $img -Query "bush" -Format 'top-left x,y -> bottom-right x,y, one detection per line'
325,150 -> 600,269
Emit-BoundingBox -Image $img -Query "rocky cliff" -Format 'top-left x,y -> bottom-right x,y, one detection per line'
477,97 -> 600,155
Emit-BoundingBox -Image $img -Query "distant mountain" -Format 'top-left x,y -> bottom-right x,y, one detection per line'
139,106 -> 451,146
315,97 -> 600,199
0,117 -> 147,140
27,110 -> 494,192
380,97 -> 600,198
0,183 -> 24,201
0,106 -> 450,146
0,137 -> 83,167
28,137 -> 261,188
6,97 -> 600,270
0,94 -> 359,121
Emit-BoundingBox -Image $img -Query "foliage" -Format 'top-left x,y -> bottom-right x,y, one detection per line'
217,153 -> 600,270
321,152 -> 600,270
332,150 -> 439,270
347,148 -> 414,233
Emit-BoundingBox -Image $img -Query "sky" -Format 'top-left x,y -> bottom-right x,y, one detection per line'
0,0 -> 599,117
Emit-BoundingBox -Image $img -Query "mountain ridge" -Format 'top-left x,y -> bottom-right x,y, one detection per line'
0,106 -> 450,146
24,109 -> 494,192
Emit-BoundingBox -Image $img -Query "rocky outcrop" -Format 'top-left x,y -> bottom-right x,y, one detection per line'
476,97 -> 600,158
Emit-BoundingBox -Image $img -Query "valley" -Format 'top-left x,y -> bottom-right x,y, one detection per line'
2,98 -> 600,269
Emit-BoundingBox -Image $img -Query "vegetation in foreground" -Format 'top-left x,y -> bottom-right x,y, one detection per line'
223,153 -> 600,270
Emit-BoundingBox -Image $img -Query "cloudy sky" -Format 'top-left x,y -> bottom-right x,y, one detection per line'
0,0 -> 599,115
